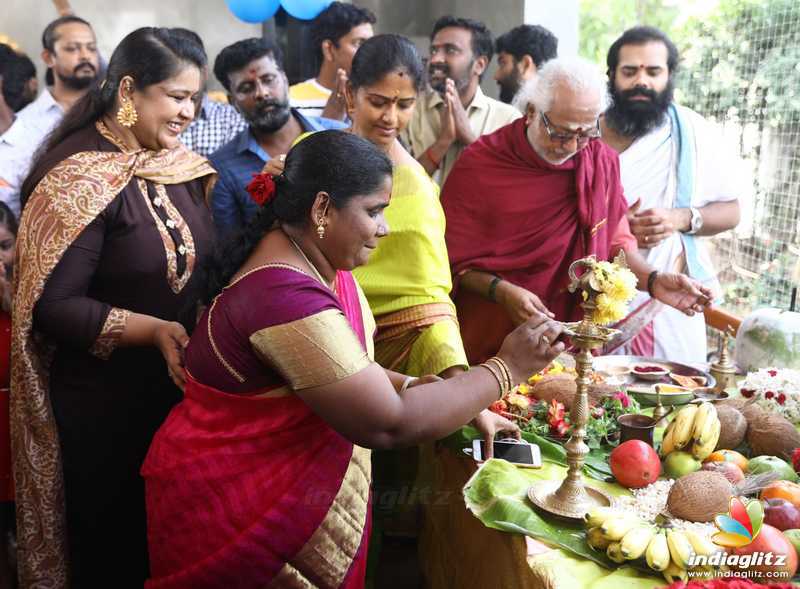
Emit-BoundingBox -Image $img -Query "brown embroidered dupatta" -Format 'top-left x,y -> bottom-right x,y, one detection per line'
11,122 -> 216,588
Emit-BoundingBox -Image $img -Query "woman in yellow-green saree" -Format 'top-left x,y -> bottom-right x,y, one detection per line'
346,35 -> 465,380
342,35 -> 519,549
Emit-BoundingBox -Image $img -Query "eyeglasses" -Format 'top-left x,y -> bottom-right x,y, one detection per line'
540,112 -> 601,145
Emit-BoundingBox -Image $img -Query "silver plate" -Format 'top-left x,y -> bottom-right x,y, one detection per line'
592,355 -> 715,391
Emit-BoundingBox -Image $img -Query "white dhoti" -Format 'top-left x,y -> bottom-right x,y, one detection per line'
616,105 -> 743,364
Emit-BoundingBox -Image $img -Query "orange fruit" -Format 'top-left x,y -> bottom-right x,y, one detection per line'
761,480 -> 800,509
704,449 -> 748,471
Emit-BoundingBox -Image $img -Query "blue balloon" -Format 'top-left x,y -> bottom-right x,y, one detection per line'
226,0 -> 281,23
280,0 -> 331,20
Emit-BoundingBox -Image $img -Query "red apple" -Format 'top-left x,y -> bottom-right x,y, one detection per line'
610,440 -> 660,489
733,524 -> 798,579
701,460 -> 745,484
764,498 -> 800,531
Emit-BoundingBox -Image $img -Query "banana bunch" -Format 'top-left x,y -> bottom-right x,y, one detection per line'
660,402 -> 721,461
584,508 -> 721,582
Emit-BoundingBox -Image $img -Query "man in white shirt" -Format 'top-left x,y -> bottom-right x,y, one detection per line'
402,16 -> 520,186
601,26 -> 743,363
288,1 -> 374,120
0,15 -> 99,216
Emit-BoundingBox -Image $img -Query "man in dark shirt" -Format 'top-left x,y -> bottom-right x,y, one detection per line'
0,44 -> 37,134
209,37 -> 345,235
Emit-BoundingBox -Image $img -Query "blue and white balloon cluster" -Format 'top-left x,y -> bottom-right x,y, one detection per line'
225,0 -> 333,23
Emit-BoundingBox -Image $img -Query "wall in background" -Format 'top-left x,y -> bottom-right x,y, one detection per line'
1,0 -> 260,91
0,0 -> 578,96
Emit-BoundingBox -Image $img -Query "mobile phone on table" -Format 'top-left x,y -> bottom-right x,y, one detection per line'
470,439 -> 542,468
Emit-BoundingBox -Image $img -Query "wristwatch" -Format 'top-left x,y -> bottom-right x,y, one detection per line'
684,207 -> 703,235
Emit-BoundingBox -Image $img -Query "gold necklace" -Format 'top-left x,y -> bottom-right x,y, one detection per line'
286,233 -> 335,292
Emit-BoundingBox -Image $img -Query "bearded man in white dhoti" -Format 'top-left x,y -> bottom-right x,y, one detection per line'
600,26 -> 744,364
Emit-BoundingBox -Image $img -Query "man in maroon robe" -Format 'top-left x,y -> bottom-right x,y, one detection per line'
442,57 -> 711,364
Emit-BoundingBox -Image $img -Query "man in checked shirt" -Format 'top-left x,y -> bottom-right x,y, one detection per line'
177,29 -> 246,156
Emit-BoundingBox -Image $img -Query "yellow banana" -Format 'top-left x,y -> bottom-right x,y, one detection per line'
645,530 -> 671,572
684,529 -> 720,558
620,525 -> 656,560
689,565 -> 715,580
600,515 -> 641,541
586,526 -> 612,550
691,402 -> 715,439
660,422 -> 676,456
696,414 -> 720,447
691,420 -> 721,461
584,506 -> 619,529
666,529 -> 694,570
672,404 -> 698,449
607,541 -> 626,564
662,560 -> 688,583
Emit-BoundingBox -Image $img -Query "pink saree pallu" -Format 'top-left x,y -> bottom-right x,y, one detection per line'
143,268 -> 374,589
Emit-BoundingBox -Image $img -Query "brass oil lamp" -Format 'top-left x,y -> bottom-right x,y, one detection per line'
528,254 -> 625,519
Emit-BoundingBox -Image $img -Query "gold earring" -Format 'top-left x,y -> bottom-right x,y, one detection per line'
317,218 -> 326,239
117,97 -> 138,128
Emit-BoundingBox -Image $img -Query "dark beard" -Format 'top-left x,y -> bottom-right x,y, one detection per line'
605,78 -> 674,138
57,63 -> 98,90
497,69 -> 521,104
245,99 -> 292,134
427,62 -> 471,94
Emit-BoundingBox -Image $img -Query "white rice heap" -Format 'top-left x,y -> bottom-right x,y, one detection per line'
615,479 -> 717,537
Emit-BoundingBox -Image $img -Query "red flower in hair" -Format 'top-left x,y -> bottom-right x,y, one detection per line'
246,173 -> 276,206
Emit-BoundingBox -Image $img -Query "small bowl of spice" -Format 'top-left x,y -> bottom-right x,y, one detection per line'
631,363 -> 670,382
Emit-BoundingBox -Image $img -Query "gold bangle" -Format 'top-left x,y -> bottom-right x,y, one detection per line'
479,362 -> 505,400
483,359 -> 507,396
399,376 -> 417,393
499,357 -> 515,389
487,356 -> 514,393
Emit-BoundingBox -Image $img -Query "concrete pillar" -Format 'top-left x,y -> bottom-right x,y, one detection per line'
524,0 -> 580,57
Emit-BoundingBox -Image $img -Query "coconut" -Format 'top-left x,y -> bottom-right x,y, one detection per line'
747,411 -> 800,460
667,471 -> 733,522
715,405 -> 748,450
719,398 -> 749,412
531,374 -> 611,408
532,374 -> 577,407
740,402 -> 768,426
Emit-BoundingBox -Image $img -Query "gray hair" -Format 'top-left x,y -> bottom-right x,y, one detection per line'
512,56 -> 610,114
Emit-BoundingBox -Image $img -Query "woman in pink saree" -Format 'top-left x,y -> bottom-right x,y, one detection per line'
142,131 -> 567,588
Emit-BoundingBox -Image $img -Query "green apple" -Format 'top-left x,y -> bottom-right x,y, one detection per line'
663,451 -> 701,479
785,529 -> 800,560
747,456 -> 799,482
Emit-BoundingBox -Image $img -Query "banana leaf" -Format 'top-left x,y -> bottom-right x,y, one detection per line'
463,458 -> 663,582
444,425 -> 613,480
463,458 -> 631,569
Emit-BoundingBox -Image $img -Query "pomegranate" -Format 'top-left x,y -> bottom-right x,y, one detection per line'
610,440 -> 660,489
732,524 -> 798,579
